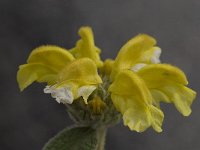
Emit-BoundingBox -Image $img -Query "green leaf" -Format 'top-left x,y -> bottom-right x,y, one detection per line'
42,126 -> 98,150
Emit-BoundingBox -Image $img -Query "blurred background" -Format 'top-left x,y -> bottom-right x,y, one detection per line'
0,0 -> 200,149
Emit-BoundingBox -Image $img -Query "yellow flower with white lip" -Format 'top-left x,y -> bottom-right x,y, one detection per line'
17,45 -> 102,104
44,58 -> 102,104
109,34 -> 196,132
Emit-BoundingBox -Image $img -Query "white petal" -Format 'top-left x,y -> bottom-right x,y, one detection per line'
131,63 -> 147,72
44,86 -> 52,93
151,48 -> 161,63
77,85 -> 96,104
44,85 -> 74,104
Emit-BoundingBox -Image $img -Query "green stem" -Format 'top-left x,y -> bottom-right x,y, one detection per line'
96,127 -> 107,150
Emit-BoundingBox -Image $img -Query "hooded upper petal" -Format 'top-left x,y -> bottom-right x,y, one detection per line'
28,45 -> 75,71
17,45 -> 75,91
70,26 -> 103,67
109,70 -> 164,132
110,34 -> 160,80
57,58 -> 102,85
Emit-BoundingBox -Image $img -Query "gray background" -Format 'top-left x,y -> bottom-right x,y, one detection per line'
0,0 -> 200,150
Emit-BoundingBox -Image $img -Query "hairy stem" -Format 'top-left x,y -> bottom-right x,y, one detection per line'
96,127 -> 107,150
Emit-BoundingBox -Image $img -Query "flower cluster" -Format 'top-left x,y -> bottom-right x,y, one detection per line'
17,26 -> 196,132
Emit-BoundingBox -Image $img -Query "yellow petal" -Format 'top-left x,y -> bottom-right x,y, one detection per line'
150,89 -> 170,107
57,58 -> 102,85
109,70 -> 151,104
123,105 -> 163,132
122,106 -> 151,132
160,84 -> 196,116
111,94 -> 163,133
111,34 -> 156,80
17,64 -> 57,91
28,45 -> 75,72
70,26 -> 103,67
137,64 -> 188,88
109,70 -> 164,132
110,94 -> 151,131
149,105 -> 164,132
138,64 -> 196,116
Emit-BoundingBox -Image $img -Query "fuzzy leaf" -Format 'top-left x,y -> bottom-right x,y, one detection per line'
42,126 -> 97,150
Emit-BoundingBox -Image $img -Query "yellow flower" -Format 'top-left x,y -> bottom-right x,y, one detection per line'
109,70 -> 164,132
137,64 -> 196,116
17,45 -> 102,104
70,26 -> 103,67
16,26 -> 196,134
109,34 -> 196,132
